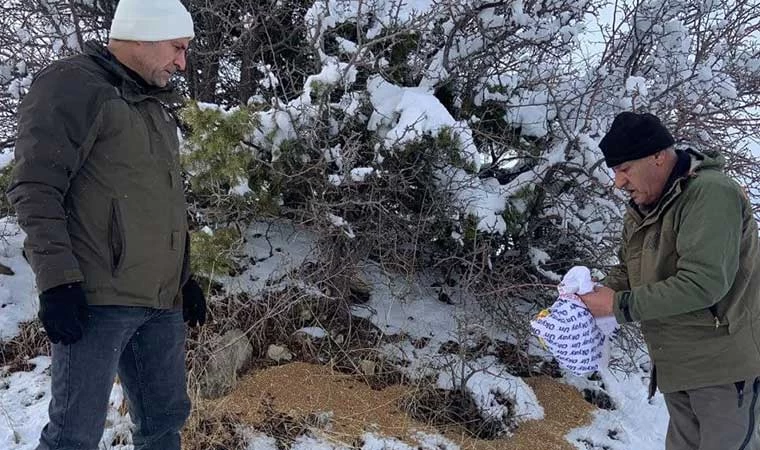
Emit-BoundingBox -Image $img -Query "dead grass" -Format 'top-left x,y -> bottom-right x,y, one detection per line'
211,362 -> 595,450
0,320 -> 49,372
182,410 -> 248,450
400,383 -> 511,440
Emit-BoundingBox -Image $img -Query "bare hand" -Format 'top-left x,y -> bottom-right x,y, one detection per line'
579,286 -> 616,317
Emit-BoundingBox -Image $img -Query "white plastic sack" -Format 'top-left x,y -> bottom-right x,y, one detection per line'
531,266 -> 618,375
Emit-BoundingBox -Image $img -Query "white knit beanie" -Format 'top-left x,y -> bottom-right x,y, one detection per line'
110,0 -> 194,41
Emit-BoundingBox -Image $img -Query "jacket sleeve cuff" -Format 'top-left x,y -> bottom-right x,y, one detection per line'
35,267 -> 85,293
613,290 -> 635,323
602,275 -> 629,293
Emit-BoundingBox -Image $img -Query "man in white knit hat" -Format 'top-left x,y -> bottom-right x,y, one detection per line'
7,0 -> 205,448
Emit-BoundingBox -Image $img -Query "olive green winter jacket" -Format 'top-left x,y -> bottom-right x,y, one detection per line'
7,41 -> 190,308
604,150 -> 760,393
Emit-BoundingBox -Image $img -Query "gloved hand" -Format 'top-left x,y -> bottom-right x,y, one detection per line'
38,283 -> 88,345
182,277 -> 206,327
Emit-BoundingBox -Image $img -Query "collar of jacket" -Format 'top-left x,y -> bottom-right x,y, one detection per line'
83,40 -> 182,106
627,148 -> 709,227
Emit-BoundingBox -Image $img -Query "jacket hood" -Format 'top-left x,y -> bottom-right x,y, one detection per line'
687,148 -> 725,174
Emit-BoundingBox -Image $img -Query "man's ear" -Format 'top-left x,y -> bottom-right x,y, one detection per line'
651,151 -> 665,167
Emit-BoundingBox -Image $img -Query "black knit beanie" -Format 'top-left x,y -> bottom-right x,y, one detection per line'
599,112 -> 675,168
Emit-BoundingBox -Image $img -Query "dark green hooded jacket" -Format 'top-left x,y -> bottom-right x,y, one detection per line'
605,150 -> 760,393
8,41 -> 190,308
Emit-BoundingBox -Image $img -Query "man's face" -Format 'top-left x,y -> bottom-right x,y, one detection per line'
612,154 -> 667,207
134,38 -> 190,87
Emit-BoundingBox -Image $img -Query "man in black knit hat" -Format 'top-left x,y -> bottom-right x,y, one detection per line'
580,111 -> 760,450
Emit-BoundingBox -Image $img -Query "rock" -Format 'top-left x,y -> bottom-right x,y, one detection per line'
294,327 -> 327,339
267,344 -> 293,363
348,275 -> 371,303
200,329 -> 253,399
360,359 -> 376,376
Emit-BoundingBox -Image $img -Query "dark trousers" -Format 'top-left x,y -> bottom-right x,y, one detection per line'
36,306 -> 190,450
665,377 -> 760,450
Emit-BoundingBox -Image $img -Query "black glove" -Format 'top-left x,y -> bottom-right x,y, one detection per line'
182,277 -> 206,327
38,283 -> 88,345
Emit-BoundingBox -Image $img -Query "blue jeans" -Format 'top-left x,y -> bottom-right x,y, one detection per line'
36,306 -> 191,450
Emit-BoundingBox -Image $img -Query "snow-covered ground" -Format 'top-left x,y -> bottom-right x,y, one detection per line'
0,218 -> 38,341
0,220 -> 669,450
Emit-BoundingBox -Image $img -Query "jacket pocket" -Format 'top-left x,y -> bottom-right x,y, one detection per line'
670,308 -> 722,328
108,199 -> 126,276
